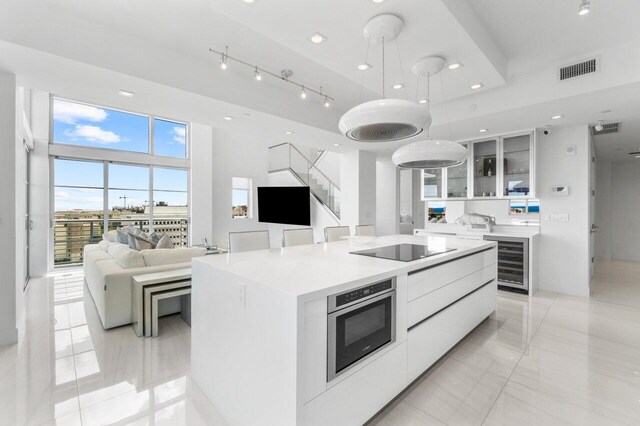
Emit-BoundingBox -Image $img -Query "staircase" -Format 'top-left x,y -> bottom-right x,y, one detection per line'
268,143 -> 341,219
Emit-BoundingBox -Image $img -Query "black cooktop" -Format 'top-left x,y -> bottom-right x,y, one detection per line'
350,244 -> 456,262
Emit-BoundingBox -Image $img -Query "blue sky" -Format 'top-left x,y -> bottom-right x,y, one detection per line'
53,99 -> 186,158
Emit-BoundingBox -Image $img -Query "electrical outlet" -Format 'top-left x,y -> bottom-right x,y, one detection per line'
238,282 -> 246,308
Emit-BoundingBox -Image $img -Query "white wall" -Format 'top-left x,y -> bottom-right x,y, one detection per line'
596,160 -> 640,262
375,158 -> 399,236
0,69 -> 17,346
595,160 -> 612,261
339,150 -> 376,229
210,128 -> 269,248
190,123 -> 214,246
537,125 -> 591,297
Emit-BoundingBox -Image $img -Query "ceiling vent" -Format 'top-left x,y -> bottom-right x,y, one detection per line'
591,122 -> 621,135
559,58 -> 598,81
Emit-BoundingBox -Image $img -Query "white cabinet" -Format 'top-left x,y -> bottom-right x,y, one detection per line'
421,131 -> 535,201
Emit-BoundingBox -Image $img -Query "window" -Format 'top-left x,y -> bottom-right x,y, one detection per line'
54,159 -> 105,265
427,201 -> 446,222
53,99 -> 149,153
153,168 -> 189,246
232,177 -> 252,219
107,163 -> 150,232
509,199 -> 540,215
153,118 -> 187,158
52,99 -> 188,159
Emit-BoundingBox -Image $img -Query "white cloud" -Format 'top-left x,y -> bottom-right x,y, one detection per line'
172,126 -> 186,144
54,99 -> 108,124
65,125 -> 121,144
55,190 -> 70,200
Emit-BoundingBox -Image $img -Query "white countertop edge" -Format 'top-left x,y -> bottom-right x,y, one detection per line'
192,235 -> 496,300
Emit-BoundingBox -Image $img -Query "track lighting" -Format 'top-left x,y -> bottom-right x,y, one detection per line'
209,47 -> 334,106
579,0 -> 590,15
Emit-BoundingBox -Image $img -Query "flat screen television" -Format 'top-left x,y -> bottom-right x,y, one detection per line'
257,186 -> 311,226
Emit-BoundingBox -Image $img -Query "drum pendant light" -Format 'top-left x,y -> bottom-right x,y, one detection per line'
392,56 -> 468,169
339,14 -> 431,142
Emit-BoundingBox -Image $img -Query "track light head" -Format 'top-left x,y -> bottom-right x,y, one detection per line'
254,66 -> 262,81
300,87 -> 307,99
578,0 -> 590,15
220,53 -> 228,70
324,97 -> 330,108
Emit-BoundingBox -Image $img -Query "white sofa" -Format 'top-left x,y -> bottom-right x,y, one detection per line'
83,240 -> 206,329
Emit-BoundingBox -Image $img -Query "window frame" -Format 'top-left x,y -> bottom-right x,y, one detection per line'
231,177 -> 253,219
50,96 -> 190,160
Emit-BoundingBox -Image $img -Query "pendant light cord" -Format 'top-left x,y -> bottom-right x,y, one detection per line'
427,74 -> 431,139
439,72 -> 453,142
357,34 -> 372,105
382,37 -> 385,99
394,34 -> 408,100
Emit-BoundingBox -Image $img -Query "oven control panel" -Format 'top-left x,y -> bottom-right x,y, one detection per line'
334,279 -> 394,309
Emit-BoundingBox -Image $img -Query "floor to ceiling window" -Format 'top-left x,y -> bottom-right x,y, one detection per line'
51,98 -> 190,267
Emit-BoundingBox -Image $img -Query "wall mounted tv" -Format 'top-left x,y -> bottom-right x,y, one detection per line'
257,186 -> 311,226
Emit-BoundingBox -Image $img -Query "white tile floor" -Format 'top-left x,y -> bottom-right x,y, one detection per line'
1,261 -> 639,425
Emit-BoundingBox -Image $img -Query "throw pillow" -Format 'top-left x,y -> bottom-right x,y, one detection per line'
128,232 -> 155,251
156,233 -> 175,249
148,232 -> 163,246
116,228 -> 129,244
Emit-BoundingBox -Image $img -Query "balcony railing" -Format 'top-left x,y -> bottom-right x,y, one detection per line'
54,218 -> 189,266
268,143 -> 341,219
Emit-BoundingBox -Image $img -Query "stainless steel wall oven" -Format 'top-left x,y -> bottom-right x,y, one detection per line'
327,278 -> 396,382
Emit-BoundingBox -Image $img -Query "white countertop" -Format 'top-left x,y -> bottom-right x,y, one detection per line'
193,234 -> 495,299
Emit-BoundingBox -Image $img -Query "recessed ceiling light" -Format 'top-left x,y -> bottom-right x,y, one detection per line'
392,83 -> 404,90
551,115 -> 563,120
242,0 -> 256,3
310,33 -> 326,44
118,90 -> 134,98
224,116 -> 233,120
334,143 -> 341,147
470,83 -> 483,90
372,0 -> 385,3
448,62 -> 462,70
418,99 -> 428,104
479,128 -> 488,133
358,62 -> 372,71
243,113 -> 251,117
285,131 -> 293,135
635,155 -> 640,159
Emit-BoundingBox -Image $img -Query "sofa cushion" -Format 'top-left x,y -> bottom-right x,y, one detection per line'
141,247 -> 206,267
116,228 -> 129,244
98,240 -> 111,251
156,234 -> 174,249
107,243 -> 146,269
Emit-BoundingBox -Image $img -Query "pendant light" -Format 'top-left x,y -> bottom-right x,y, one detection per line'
392,56 -> 468,169
339,14 -> 431,142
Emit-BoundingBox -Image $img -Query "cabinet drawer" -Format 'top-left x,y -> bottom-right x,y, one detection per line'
407,265 -> 496,328
408,281 -> 496,382
408,248 -> 496,301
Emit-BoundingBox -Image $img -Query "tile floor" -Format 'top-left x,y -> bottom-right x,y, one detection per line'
1,261 -> 639,425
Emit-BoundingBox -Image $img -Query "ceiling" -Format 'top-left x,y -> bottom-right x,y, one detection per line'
1,0 -> 640,160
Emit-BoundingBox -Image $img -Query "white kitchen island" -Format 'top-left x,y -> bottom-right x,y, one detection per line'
191,234 -> 497,425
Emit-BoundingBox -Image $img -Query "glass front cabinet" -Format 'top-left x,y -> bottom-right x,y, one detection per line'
421,131 -> 535,200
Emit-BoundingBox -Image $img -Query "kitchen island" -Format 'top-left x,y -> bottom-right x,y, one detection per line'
191,234 -> 497,425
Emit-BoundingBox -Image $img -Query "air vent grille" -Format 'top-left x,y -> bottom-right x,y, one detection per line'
560,58 -> 597,80
592,122 -> 621,135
